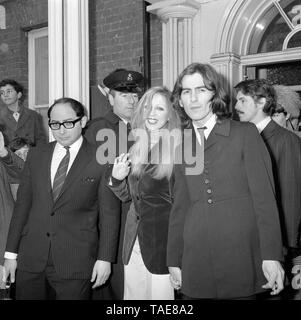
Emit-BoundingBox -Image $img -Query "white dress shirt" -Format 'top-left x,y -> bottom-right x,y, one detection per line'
4,136 -> 84,260
50,136 -> 83,186
192,114 -> 217,145
256,117 -> 272,133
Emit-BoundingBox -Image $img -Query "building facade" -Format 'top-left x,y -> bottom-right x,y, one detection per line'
0,0 -> 300,124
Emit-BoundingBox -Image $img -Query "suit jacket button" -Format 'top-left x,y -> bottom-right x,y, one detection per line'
207,199 -> 213,204
207,189 -> 212,194
50,212 -> 55,216
46,232 -> 50,237
205,179 -> 210,184
204,169 -> 209,174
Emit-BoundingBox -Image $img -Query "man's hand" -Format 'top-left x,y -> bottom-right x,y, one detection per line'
90,260 -> 111,289
0,132 -> 8,157
3,259 -> 17,284
168,266 -> 182,290
262,260 -> 284,295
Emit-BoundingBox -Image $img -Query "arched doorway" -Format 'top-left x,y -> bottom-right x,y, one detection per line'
211,0 -> 301,95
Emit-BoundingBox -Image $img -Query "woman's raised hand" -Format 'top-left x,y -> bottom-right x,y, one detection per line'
112,153 -> 131,180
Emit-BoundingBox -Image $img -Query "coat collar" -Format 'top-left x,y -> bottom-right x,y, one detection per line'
204,118 -> 231,150
260,119 -> 279,141
103,109 -> 122,125
0,106 -> 32,129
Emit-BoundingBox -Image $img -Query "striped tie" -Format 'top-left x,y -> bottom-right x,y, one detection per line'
197,126 -> 207,141
52,146 -> 70,201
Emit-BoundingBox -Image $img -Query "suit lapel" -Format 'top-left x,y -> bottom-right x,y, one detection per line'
40,142 -> 56,200
17,108 -> 30,129
53,139 -> 93,208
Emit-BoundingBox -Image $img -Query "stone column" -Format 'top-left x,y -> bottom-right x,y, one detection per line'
210,52 -> 241,110
147,0 -> 201,90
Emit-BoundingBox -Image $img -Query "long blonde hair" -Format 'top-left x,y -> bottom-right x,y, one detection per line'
130,86 -> 181,179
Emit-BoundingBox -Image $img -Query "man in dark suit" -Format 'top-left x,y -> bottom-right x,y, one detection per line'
167,63 -> 284,300
0,79 -> 46,148
235,79 -> 301,298
84,69 -> 144,299
2,97 -> 120,300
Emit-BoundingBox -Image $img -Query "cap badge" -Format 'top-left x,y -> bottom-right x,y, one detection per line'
127,73 -> 133,81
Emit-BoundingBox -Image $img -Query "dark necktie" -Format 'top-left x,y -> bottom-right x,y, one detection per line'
127,122 -> 131,134
52,146 -> 70,201
197,126 -> 207,142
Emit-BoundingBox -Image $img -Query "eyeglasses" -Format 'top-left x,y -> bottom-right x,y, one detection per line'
48,117 -> 82,130
0,89 -> 15,96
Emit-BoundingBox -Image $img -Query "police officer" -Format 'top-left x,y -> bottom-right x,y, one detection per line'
85,68 -> 144,300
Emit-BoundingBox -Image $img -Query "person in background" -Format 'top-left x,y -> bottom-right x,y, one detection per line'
272,85 -> 301,138
235,79 -> 301,299
4,137 -> 33,200
0,131 -> 25,299
167,63 -> 284,300
85,68 -> 144,300
109,87 -> 181,300
0,79 -> 46,149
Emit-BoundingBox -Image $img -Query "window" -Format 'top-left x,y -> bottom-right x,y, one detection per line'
28,27 -> 49,140
248,0 -> 301,54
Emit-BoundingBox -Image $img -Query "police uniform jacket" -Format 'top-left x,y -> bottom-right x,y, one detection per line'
84,109 -> 132,299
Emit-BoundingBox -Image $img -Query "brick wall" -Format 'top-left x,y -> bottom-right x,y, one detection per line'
89,0 -> 162,88
0,0 -> 48,108
0,0 -> 163,110
149,12 -> 162,87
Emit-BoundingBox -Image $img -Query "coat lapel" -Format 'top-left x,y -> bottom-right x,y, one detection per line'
260,120 -> 277,142
40,142 -> 56,200
17,108 -> 31,129
0,106 -> 17,130
204,119 -> 231,163
205,119 -> 230,150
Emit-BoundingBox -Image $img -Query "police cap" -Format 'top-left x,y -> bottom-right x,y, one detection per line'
103,69 -> 144,93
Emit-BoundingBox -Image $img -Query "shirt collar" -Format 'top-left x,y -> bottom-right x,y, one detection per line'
56,135 -> 83,151
118,116 -> 129,125
256,117 -> 271,133
192,114 -> 217,137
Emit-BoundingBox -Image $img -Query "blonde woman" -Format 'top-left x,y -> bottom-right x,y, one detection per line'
109,87 -> 181,300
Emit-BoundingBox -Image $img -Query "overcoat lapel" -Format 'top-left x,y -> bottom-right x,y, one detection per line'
204,119 -> 231,164
17,108 -> 31,129
182,128 -> 203,197
40,142 -> 56,206
260,120 -> 277,141
0,107 -> 16,130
